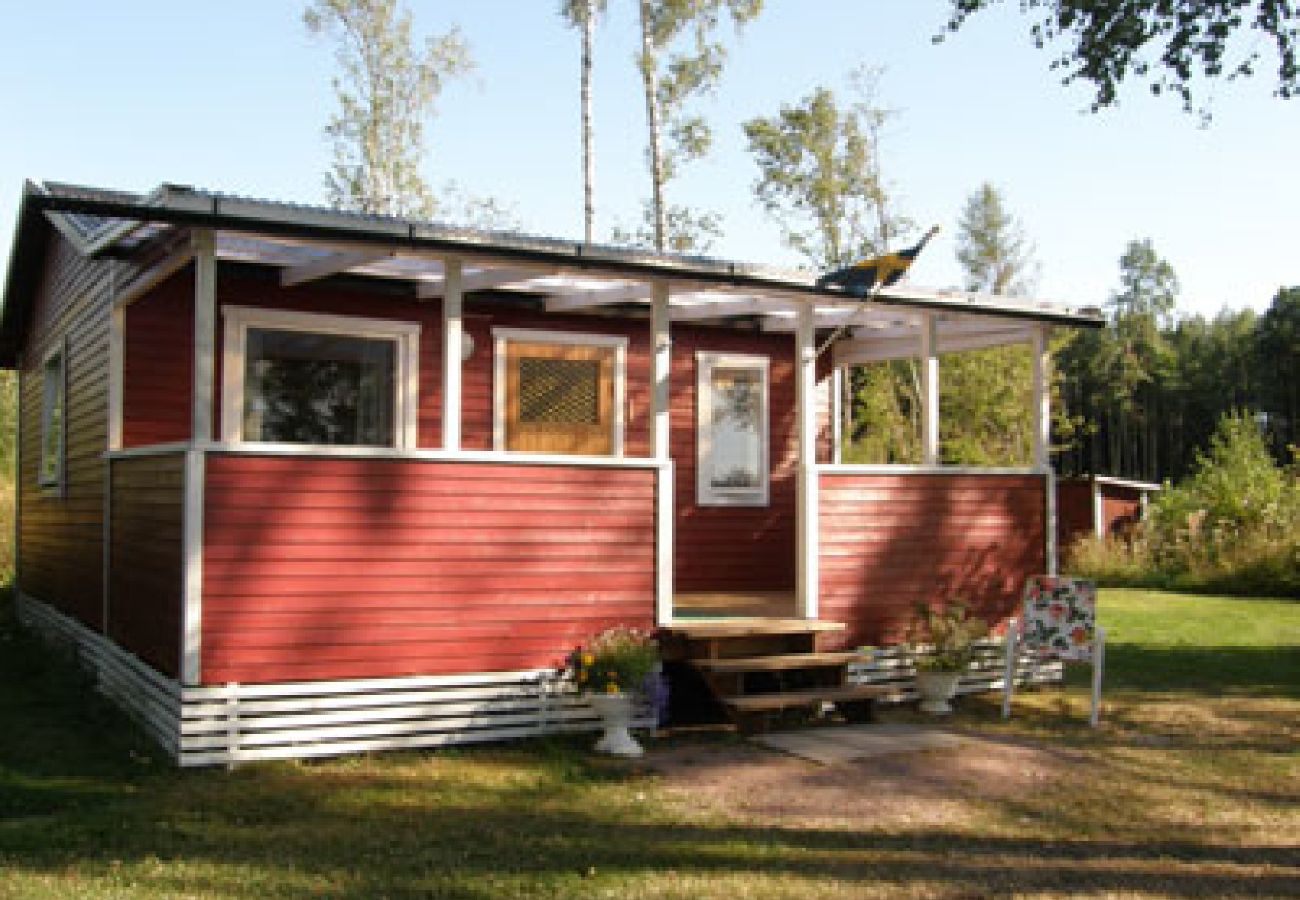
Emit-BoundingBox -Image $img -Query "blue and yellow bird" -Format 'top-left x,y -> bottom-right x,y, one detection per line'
816,226 -> 940,297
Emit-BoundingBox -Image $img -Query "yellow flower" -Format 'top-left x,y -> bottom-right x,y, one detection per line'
582,653 -> 595,666
605,683 -> 619,695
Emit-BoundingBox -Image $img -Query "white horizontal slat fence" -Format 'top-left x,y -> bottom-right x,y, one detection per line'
849,638 -> 1062,701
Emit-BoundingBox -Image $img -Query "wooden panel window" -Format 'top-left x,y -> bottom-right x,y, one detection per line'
697,351 -> 769,506
493,328 -> 626,456
38,343 -> 67,490
222,306 -> 420,448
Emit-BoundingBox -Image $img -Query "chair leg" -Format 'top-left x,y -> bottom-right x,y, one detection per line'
1001,621 -> 1019,720
1090,625 -> 1106,728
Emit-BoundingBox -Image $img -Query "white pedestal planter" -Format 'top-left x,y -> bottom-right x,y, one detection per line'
915,671 -> 962,715
587,693 -> 643,757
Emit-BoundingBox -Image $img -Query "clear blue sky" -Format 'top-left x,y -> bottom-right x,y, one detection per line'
2,1 -> 1295,317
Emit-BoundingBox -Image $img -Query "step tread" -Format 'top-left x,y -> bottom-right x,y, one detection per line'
724,685 -> 891,712
693,652 -> 861,673
663,618 -> 846,639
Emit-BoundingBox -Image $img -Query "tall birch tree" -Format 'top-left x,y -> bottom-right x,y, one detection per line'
305,0 -> 472,218
560,0 -> 607,244
635,0 -> 762,252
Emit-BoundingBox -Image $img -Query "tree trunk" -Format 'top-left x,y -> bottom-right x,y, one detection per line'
638,0 -> 667,252
581,2 -> 595,245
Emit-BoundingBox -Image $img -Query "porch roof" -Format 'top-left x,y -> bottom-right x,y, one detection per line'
2,180 -> 1104,366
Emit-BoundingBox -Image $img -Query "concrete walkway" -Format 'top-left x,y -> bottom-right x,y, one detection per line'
753,724 -> 971,764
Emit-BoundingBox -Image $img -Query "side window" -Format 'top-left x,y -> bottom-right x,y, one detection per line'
39,346 -> 66,489
697,352 -> 769,506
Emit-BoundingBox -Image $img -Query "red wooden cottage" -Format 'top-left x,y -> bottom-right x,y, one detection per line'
1,181 -> 1101,764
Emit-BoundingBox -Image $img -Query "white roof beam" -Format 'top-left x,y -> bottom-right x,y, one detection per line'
669,297 -> 795,321
417,265 -> 557,299
280,249 -> 395,287
545,283 -> 654,312
834,327 -> 1038,366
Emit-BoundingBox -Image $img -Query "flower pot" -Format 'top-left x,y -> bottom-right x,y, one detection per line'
587,693 -> 643,757
915,670 -> 963,715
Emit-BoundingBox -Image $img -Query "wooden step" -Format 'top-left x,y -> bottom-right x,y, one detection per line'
723,684 -> 890,713
693,652 -> 861,674
662,618 -> 845,640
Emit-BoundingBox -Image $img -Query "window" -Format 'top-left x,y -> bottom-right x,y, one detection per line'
221,307 -> 419,448
38,346 -> 66,489
493,328 -> 626,456
697,352 -> 769,506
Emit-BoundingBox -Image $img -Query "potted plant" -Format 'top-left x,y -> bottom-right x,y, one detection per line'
910,602 -> 988,714
569,626 -> 659,757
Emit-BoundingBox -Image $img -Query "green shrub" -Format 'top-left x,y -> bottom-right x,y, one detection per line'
1066,411 -> 1299,596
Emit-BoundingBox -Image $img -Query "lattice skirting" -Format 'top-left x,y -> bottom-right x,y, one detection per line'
849,638 -> 1064,701
15,592 -> 647,768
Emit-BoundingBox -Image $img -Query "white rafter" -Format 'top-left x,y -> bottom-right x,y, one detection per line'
280,249 -> 395,287
668,296 -> 794,321
417,265 -> 558,299
834,327 -> 1039,365
544,282 -> 654,312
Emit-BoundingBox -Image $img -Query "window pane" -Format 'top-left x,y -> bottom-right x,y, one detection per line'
244,329 -> 396,446
709,368 -> 762,489
39,354 -> 64,484
517,357 -> 601,425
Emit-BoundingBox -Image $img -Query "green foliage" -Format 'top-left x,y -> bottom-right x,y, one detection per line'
938,1 -> 1300,116
1068,411 -> 1300,596
955,182 -> 1036,296
305,0 -> 473,218
1255,286 -> 1300,456
909,602 -> 988,672
569,626 -> 659,695
634,0 -> 760,251
742,69 -> 907,268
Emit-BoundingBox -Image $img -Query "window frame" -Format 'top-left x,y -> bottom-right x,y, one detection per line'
37,340 -> 68,493
696,351 -> 770,507
220,305 -> 421,449
492,327 -> 627,457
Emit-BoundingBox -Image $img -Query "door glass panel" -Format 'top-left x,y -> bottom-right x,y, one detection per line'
709,368 -> 762,489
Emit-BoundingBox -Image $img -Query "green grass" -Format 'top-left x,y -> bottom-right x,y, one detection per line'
0,588 -> 1297,899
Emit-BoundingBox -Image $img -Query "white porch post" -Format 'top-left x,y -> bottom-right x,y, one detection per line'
650,282 -> 674,625
1032,325 -> 1058,575
183,229 -> 216,686
796,302 -> 819,620
442,257 -> 464,450
831,367 -> 843,464
920,312 -> 939,465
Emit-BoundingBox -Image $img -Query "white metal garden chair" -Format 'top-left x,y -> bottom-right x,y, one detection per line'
1002,576 -> 1106,727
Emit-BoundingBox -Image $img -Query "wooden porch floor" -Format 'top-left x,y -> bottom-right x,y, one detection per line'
672,591 -> 798,619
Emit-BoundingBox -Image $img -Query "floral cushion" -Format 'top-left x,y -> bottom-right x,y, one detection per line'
1021,576 -> 1097,662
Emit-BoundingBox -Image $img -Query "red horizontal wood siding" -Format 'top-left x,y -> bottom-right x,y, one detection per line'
200,455 -> 657,684
108,453 -> 185,677
1099,485 -> 1143,538
818,473 -> 1047,647
122,268 -> 193,447
121,268 -> 827,598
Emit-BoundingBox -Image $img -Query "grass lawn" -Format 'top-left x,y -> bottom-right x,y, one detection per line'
1,588 -> 1297,899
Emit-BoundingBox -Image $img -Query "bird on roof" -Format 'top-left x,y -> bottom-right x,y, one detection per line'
816,225 -> 941,297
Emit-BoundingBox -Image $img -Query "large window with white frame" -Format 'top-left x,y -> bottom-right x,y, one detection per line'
38,343 -> 67,489
696,351 -> 769,506
493,327 -> 626,457
221,306 -> 420,448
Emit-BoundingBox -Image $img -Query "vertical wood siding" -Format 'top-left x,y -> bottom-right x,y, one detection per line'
16,236 -> 118,629
108,453 -> 185,677
818,473 -> 1047,647
1055,479 -> 1096,553
200,455 -> 658,684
